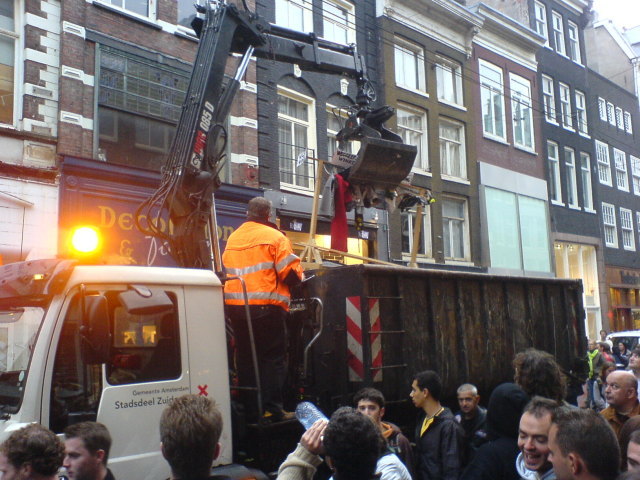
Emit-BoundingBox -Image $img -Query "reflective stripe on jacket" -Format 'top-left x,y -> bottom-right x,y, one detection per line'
222,221 -> 303,311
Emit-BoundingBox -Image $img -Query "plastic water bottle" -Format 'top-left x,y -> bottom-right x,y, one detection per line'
295,401 -> 328,430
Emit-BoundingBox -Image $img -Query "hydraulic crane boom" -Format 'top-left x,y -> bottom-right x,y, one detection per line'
136,1 -> 416,270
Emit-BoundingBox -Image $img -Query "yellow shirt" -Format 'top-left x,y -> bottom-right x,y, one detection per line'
420,407 -> 444,437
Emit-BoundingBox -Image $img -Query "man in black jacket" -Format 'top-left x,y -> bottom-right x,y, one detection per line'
410,370 -> 463,480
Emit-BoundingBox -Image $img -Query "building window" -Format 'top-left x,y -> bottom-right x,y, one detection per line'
397,106 -> 428,172
278,89 -> 316,191
326,105 -> 358,160
620,208 -> 635,251
565,148 -> 578,208
637,212 -> 640,245
542,75 -> 556,123
615,107 -> 624,130
394,38 -> 426,93
401,207 -> 431,258
624,111 -> 633,134
479,60 -> 505,140
276,0 -> 312,31
552,11 -> 566,55
595,140 -> 612,186
567,21 -> 581,63
510,74 -> 534,150
548,141 -> 562,203
102,0 -> 156,19
575,90 -> 588,135
631,156 -> 640,195
602,202 -> 618,248
435,55 -> 463,106
442,197 -> 469,261
0,0 -> 17,125
439,118 -> 467,180
598,98 -> 607,121
614,148 -> 629,191
534,1 -> 549,44
97,46 -> 188,170
580,152 -> 593,211
607,102 -> 615,125
559,83 -> 572,129
322,0 -> 355,44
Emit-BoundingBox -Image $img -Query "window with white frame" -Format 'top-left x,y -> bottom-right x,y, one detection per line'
442,197 -> 469,261
614,148 -> 629,191
607,102 -> 615,125
510,74 -> 534,150
598,98 -> 607,121
616,107 -> 624,130
596,140 -> 611,186
277,90 -> 316,191
552,11 -> 566,55
565,148 -> 578,208
401,207 -> 431,258
620,208 -> 635,251
276,0 -> 312,32
0,0 -> 17,125
326,105 -> 358,160
435,55 -> 463,106
542,75 -> 556,123
103,0 -> 156,19
624,111 -> 633,134
602,202 -> 618,248
397,106 -> 428,171
178,0 -> 204,29
322,0 -> 355,44
559,83 -> 572,129
580,152 -> 593,211
394,38 -> 426,93
479,60 -> 506,140
439,118 -> 467,180
575,90 -> 588,135
548,141 -> 562,202
631,156 -> 640,195
567,21 -> 581,63
534,1 -> 549,44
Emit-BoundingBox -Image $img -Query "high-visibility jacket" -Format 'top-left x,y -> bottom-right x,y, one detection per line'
222,221 -> 304,311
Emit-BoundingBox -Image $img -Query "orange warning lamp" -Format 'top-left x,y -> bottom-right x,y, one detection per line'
70,226 -> 101,256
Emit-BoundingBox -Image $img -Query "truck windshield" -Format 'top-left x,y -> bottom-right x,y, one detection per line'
0,307 -> 44,412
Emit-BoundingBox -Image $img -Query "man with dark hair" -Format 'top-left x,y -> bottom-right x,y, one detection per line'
277,407 -> 383,480
223,196 -> 304,421
627,347 -> 640,398
626,429 -> 640,472
454,383 -> 487,466
548,408 -> 620,480
600,370 -> 640,440
411,370 -> 463,480
160,394 -> 224,480
354,387 -> 414,475
513,349 -> 566,403
63,422 -> 113,480
0,424 -> 64,480
515,397 -> 560,480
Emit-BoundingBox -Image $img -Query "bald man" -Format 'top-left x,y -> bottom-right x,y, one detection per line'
600,370 -> 640,439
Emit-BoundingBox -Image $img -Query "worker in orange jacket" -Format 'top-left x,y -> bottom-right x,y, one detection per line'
223,196 -> 304,421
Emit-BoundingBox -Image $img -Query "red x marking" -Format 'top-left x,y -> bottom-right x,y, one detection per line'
198,384 -> 208,396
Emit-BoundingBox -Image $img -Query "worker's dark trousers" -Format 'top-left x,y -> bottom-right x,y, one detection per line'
228,305 -> 287,417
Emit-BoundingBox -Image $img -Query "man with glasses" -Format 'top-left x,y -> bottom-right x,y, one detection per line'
600,370 -> 640,440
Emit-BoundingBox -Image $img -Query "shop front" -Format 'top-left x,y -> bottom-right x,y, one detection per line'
606,266 -> 640,332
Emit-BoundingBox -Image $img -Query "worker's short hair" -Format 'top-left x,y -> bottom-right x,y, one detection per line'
522,396 -> 561,418
64,421 -> 112,464
353,387 -> 385,409
552,407 -> 620,480
414,370 -> 442,401
632,346 -> 640,357
457,383 -> 478,396
1,424 -> 65,475
323,407 -> 384,480
160,394 -> 223,479
247,197 -> 271,221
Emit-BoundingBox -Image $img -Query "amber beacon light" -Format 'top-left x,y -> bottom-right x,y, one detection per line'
70,226 -> 101,255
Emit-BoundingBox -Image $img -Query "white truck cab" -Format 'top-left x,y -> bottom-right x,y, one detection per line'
0,259 -> 233,480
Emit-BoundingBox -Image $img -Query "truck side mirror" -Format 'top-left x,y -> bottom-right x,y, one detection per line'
118,286 -> 174,315
81,295 -> 112,364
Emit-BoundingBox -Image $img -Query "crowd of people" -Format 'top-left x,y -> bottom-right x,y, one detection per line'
7,340 -> 640,480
